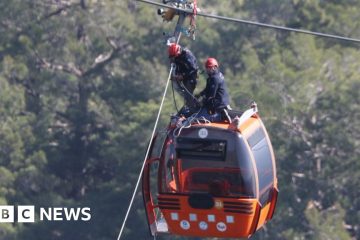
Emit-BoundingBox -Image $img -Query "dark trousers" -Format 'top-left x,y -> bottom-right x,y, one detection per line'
173,78 -> 199,110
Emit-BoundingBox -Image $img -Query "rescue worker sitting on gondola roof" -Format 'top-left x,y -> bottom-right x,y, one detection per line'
196,57 -> 232,122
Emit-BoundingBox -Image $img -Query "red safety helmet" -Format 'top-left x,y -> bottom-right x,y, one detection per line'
205,57 -> 219,68
168,43 -> 181,57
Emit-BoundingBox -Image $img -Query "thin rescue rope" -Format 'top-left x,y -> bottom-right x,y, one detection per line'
179,80 -> 199,102
116,64 -> 174,240
171,34 -> 182,112
171,80 -> 179,112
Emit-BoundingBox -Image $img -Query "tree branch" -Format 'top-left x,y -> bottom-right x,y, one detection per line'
282,117 -> 313,148
83,39 -> 130,77
34,39 -> 130,78
35,51 -> 83,77
41,3 -> 78,21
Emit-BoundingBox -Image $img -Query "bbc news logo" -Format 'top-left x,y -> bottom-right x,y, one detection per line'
0,206 -> 91,223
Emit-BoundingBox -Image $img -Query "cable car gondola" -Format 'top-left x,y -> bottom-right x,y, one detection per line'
142,105 -> 278,238
114,1 -> 360,239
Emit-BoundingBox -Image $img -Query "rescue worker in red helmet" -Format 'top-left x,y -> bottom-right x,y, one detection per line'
168,43 -> 199,116
196,57 -> 231,122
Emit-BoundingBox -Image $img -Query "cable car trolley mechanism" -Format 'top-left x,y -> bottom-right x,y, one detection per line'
142,105 -> 278,238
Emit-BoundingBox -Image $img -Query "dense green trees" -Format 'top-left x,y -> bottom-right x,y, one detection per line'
0,1 -> 359,239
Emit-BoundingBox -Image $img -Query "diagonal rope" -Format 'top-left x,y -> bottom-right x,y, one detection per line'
116,64 -> 174,240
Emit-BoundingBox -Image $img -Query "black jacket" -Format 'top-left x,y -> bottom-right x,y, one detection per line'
173,48 -> 198,81
200,69 -> 230,111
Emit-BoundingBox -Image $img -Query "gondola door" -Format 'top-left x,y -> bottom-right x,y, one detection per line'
142,133 -> 170,236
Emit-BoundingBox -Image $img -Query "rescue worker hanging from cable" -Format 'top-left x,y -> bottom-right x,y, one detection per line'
168,43 -> 199,116
196,57 -> 232,122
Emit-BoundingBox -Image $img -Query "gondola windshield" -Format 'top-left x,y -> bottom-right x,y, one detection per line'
161,128 -> 257,198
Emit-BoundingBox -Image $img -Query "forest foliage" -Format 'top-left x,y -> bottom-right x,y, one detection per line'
0,0 -> 359,239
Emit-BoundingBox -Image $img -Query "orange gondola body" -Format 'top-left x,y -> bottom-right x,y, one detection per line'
142,107 -> 278,238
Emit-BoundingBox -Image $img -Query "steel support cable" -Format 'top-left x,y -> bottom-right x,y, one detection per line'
135,0 -> 360,43
196,12 -> 360,43
116,64 -> 174,240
